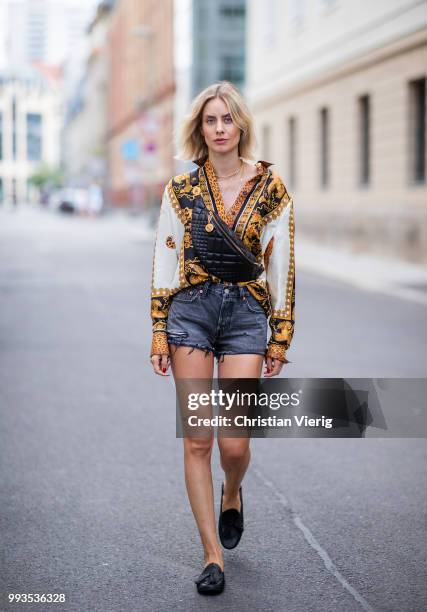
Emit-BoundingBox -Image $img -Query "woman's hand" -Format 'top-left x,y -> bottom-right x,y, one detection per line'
263,356 -> 284,377
150,353 -> 171,376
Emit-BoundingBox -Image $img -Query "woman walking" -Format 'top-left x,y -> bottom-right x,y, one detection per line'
149,81 -> 295,594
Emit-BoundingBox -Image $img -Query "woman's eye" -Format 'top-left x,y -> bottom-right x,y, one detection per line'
207,118 -> 214,124
225,116 -> 232,123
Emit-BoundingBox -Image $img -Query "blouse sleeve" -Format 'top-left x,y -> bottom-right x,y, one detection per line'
150,182 -> 184,357
260,179 -> 295,363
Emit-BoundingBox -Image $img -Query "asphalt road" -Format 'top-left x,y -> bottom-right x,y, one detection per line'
0,207 -> 426,612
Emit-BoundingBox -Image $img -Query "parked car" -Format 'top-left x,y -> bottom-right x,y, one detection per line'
48,188 -> 89,214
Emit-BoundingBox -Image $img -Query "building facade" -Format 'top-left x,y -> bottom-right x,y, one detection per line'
173,0 -> 247,179
63,1 -> 113,189
192,0 -> 246,97
106,0 -> 175,211
0,70 -> 62,205
247,0 -> 427,262
172,0 -> 193,176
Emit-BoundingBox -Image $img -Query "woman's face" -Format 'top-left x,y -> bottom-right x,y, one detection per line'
200,97 -> 241,156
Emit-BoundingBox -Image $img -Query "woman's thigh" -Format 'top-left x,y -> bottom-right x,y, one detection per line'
171,346 -> 215,439
217,353 -> 264,379
170,344 -> 214,379
216,354 -> 263,441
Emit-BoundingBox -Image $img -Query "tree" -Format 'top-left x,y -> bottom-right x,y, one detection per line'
29,164 -> 64,191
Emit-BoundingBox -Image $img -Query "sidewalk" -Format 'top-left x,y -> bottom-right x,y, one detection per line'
296,238 -> 427,306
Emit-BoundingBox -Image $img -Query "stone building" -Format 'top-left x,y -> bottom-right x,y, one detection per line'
247,0 -> 427,262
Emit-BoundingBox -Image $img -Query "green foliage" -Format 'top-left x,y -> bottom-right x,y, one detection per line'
29,164 -> 64,189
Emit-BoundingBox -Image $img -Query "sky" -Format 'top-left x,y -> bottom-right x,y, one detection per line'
0,0 -> 100,70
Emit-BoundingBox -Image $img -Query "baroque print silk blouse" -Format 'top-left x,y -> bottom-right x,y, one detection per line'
150,155 -> 295,363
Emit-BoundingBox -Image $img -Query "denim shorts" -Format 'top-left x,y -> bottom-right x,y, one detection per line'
166,280 -> 268,363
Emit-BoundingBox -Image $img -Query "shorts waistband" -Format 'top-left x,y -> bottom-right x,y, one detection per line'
201,279 -> 246,297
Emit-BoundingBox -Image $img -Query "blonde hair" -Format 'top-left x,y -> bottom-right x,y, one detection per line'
175,81 -> 257,162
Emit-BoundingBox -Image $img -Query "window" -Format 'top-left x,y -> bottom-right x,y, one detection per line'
12,97 -> 17,160
358,95 -> 370,186
26,113 -> 42,161
219,6 -> 245,18
262,124 -> 271,161
409,78 -> 426,183
0,113 -> 2,160
317,0 -> 339,14
12,177 -> 17,205
289,0 -> 306,28
263,0 -> 278,49
220,56 -> 244,85
320,107 -> 330,188
288,117 -> 297,189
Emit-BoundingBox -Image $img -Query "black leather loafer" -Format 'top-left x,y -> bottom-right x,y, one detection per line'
218,483 -> 244,549
194,562 -> 225,595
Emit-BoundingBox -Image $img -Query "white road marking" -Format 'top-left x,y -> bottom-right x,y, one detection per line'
252,465 -> 376,612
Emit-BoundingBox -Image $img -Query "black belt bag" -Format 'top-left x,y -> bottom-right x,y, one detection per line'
191,197 -> 264,283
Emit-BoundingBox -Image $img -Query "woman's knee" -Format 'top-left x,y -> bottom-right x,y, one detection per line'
184,436 -> 214,457
218,439 -> 250,464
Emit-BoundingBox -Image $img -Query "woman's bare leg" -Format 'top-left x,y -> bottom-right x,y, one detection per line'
217,354 -> 264,511
169,345 -> 223,570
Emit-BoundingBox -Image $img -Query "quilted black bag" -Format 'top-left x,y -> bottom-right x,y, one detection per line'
191,196 -> 264,283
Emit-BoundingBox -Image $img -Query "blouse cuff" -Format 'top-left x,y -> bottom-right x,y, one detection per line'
150,331 -> 169,357
266,342 -> 291,364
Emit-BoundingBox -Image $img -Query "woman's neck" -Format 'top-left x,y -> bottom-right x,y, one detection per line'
207,149 -> 241,176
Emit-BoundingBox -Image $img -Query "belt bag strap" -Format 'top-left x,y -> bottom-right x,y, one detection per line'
190,176 -> 264,283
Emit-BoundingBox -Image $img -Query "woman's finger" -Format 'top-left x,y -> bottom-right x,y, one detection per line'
161,354 -> 170,375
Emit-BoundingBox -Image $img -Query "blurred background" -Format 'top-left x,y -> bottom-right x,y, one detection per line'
1,5 -> 427,609
0,0 -> 427,373
0,0 -> 426,261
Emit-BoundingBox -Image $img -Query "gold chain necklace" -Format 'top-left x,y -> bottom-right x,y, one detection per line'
220,162 -> 245,196
213,159 -> 243,179
219,163 -> 246,217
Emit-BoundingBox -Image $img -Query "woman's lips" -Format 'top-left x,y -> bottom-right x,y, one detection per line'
214,139 -> 227,144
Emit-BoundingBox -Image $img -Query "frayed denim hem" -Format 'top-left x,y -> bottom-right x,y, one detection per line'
168,341 -> 214,359
168,342 -> 266,364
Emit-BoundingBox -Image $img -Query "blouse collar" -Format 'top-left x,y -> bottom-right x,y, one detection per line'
192,154 -> 274,170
